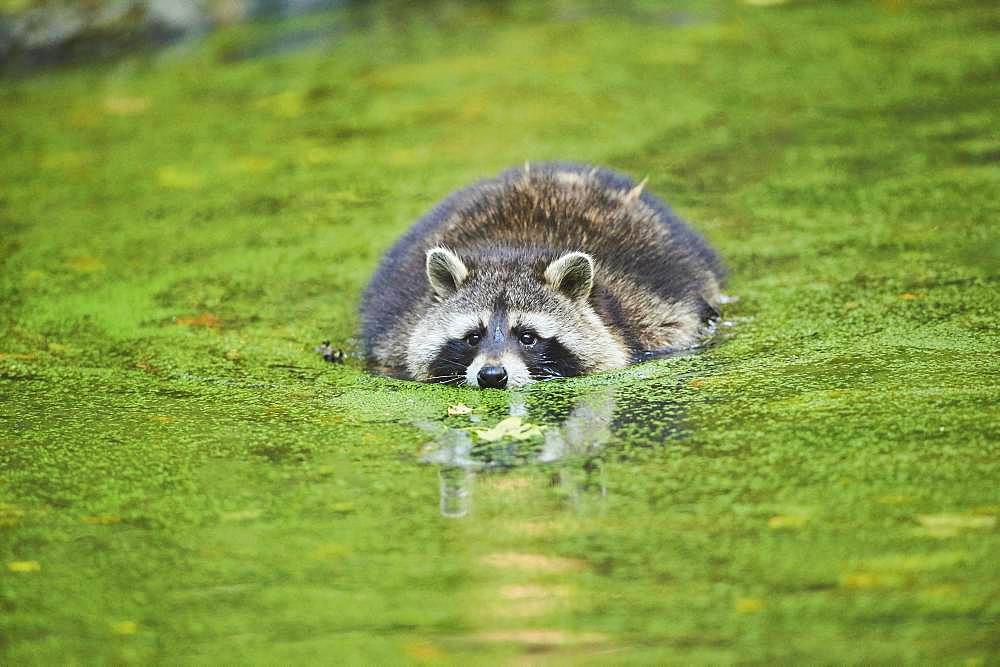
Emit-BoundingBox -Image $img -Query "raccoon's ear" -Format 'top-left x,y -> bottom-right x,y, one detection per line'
544,252 -> 594,302
425,247 -> 469,298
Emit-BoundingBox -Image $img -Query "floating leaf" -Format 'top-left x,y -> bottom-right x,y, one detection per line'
221,509 -> 261,522
0,352 -> 36,361
839,572 -> 904,589
304,147 -> 336,165
102,96 -> 151,116
7,560 -> 40,573
234,156 -> 274,173
110,620 -> 138,635
876,551 -> 966,571
474,416 -> 543,442
65,255 -> 105,272
483,476 -> 531,491
448,403 -> 473,416
499,584 -> 569,600
916,514 -> 995,537
40,151 -> 89,170
157,166 -> 203,190
175,313 -> 222,329
82,515 -> 121,525
875,494 -> 913,505
467,629 -> 607,646
0,504 -> 25,528
255,91 -> 304,118
403,641 -> 444,661
768,514 -> 809,529
919,584 -> 960,600
735,597 -> 765,613
480,552 -> 585,573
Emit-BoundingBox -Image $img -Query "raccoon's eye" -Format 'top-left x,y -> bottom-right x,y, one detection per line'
465,333 -> 482,347
518,333 -> 537,347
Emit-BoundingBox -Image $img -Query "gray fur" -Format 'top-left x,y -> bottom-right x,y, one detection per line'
361,162 -> 724,385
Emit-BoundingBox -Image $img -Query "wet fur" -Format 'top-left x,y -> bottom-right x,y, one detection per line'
361,163 -> 724,383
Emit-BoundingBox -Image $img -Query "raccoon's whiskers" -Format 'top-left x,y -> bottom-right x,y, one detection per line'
424,373 -> 465,385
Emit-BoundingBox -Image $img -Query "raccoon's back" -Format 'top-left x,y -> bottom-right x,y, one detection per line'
361,163 -> 724,361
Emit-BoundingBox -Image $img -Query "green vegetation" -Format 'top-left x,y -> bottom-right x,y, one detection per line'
1,1 -> 997,663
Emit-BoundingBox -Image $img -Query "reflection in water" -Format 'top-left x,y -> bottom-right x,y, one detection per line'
438,467 -> 475,519
421,370 -> 698,518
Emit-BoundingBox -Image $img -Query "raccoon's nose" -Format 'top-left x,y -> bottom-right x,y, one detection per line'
477,365 -> 508,389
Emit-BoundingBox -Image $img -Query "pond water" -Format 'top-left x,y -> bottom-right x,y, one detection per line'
1,0 -> 997,663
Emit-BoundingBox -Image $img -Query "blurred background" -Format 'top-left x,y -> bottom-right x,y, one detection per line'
1,0 -> 347,71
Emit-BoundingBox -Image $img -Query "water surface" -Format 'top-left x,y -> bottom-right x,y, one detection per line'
1,0 -> 998,663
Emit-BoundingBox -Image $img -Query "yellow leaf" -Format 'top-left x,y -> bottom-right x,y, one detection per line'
8,560 -> 41,573
917,514 -> 995,529
483,476 -> 531,491
735,597 -> 765,613
157,166 -> 203,190
82,515 -> 121,525
839,572 -> 904,589
916,514 -> 995,537
862,551 -> 965,573
499,584 -> 570,600
467,629 -> 607,646
0,352 -> 36,361
255,91 -> 304,118
175,312 -> 222,329
919,584 -> 960,600
24,269 -> 46,285
102,96 -> 151,116
0,0 -> 32,13
221,509 -> 261,522
403,640 -> 444,662
234,156 -> 274,173
304,147 -> 336,165
70,108 -> 100,127
480,552 -> 586,573
875,494 -> 912,505
40,151 -> 89,170
768,514 -> 808,529
65,255 -> 105,272
448,403 -> 472,416
0,504 -> 25,528
110,620 -> 138,635
474,416 -> 543,442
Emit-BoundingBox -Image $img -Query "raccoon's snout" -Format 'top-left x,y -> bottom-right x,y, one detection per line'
477,365 -> 508,389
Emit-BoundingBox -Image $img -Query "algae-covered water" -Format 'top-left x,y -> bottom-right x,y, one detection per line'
2,1 -> 998,663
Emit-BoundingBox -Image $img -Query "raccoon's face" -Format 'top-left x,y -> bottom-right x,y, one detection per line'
406,247 -> 628,388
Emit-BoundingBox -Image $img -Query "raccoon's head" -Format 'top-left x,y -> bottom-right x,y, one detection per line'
406,246 -> 628,388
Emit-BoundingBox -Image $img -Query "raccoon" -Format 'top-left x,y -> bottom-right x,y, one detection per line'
360,163 -> 724,389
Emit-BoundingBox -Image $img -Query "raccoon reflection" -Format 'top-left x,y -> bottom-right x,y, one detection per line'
361,163 -> 724,388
